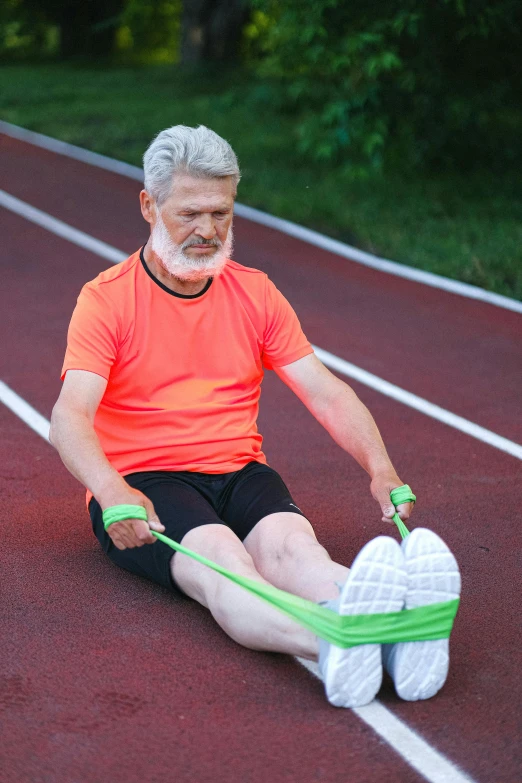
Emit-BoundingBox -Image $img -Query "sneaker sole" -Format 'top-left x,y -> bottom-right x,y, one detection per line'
387,528 -> 461,701
324,536 -> 407,708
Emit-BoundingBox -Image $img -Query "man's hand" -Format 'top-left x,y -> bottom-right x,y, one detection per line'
370,472 -> 415,525
100,486 -> 166,551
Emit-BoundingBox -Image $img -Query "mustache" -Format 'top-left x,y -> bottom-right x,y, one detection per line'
183,236 -> 221,249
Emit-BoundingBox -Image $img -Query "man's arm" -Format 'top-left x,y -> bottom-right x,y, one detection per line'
50,370 -> 164,548
273,353 -> 414,524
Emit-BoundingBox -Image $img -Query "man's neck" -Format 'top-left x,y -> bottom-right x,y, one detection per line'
143,243 -> 210,296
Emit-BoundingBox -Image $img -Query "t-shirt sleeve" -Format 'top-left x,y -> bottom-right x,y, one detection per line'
60,283 -> 120,381
262,277 -> 314,370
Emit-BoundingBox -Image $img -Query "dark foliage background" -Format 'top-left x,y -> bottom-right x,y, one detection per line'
2,0 -> 521,174
1,1 -> 520,298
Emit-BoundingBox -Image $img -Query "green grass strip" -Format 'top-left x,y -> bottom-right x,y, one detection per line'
102,485 -> 459,647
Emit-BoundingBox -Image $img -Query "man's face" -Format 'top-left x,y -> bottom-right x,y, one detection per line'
141,173 -> 236,282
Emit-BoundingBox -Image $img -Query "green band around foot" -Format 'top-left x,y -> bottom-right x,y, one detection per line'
100,484 -> 459,648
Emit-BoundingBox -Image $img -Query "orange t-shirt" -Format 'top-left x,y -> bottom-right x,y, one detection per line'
61,248 -> 314,504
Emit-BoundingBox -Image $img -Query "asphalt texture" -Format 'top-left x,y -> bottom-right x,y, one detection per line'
1,134 -> 521,783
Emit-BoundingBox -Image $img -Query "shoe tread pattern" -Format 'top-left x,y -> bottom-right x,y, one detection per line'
325,537 -> 407,708
387,528 -> 461,702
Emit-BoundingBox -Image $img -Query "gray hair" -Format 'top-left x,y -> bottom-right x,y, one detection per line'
143,124 -> 241,206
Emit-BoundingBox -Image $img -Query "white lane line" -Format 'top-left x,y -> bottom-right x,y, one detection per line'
1,188 -> 521,462
313,346 -> 522,461
2,118 -> 521,315
299,658 -> 476,783
0,190 -> 126,264
0,381 -> 50,440
234,203 -> 522,315
0,120 -> 144,182
0,383 -> 477,783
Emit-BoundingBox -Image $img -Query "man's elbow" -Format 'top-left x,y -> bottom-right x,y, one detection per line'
48,408 -> 56,446
48,404 -> 63,448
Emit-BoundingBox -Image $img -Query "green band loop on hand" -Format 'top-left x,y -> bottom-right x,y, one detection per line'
390,485 -> 416,539
103,504 -> 148,530
102,486 -> 459,647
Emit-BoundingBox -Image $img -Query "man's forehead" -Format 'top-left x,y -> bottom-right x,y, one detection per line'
168,173 -> 236,205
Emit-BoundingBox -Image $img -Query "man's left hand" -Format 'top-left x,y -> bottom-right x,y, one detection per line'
370,472 -> 415,525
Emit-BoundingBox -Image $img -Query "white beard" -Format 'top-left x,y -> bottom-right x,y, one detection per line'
150,211 -> 233,282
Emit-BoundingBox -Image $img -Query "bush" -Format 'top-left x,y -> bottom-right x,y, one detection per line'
249,0 -> 522,175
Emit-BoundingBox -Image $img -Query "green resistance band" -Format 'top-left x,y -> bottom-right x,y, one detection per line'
102,486 -> 459,648
387,484 -> 415,540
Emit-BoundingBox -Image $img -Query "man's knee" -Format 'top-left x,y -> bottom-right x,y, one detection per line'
244,513 -> 321,572
282,528 -> 325,560
171,523 -> 255,605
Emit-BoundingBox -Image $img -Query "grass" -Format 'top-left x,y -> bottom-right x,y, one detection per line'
1,63 -> 521,301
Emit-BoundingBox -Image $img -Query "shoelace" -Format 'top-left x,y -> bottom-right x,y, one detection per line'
102,485 -> 459,648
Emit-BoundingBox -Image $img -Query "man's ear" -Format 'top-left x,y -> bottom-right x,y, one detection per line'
140,190 -> 156,224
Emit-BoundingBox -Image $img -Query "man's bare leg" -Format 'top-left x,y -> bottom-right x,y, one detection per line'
243,516 -> 411,709
171,523 -> 318,660
243,512 -> 349,603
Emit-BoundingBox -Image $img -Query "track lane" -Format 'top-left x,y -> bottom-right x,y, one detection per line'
1,133 -> 521,443
1,407 -> 424,783
2,219 -> 520,781
2,141 -> 521,781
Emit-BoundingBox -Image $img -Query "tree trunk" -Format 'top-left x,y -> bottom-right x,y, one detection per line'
56,0 -> 125,60
181,0 -> 250,65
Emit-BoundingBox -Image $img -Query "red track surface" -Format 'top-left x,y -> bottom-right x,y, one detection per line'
1,134 -> 521,782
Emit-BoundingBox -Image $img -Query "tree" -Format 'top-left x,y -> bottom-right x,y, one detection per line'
250,0 -> 522,172
180,0 -> 250,64
18,0 -> 126,59
59,0 -> 126,59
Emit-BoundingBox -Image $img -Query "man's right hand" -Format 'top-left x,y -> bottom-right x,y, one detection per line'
100,486 -> 166,551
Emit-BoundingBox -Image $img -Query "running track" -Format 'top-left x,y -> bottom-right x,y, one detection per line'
1,130 -> 521,783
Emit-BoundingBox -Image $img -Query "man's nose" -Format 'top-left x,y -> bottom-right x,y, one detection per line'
193,213 -> 216,239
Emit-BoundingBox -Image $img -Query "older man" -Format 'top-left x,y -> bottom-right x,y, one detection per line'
50,125 -> 459,709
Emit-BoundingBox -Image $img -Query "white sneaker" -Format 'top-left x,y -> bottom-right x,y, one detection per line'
382,528 -> 461,701
318,536 -> 407,708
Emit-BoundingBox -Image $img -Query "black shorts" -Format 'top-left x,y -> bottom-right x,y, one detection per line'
88,461 -> 306,595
